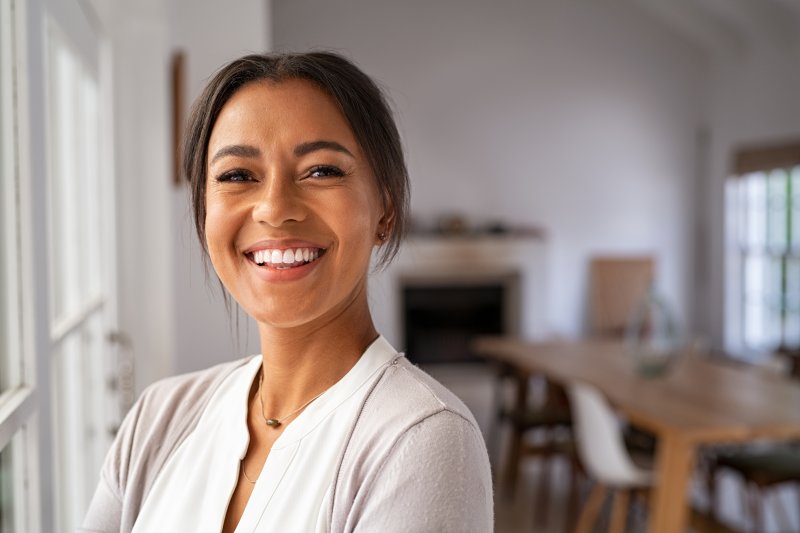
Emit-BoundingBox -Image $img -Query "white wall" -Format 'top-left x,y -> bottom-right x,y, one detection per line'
273,0 -> 706,339
107,3 -> 176,397
166,0 -> 270,374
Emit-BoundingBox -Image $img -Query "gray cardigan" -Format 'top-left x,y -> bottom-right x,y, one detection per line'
79,356 -> 494,532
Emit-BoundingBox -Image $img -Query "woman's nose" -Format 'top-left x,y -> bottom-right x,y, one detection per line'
251,175 -> 306,227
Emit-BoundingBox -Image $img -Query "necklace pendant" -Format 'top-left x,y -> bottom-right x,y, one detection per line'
265,418 -> 281,427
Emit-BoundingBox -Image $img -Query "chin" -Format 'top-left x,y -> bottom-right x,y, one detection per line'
239,302 -> 314,330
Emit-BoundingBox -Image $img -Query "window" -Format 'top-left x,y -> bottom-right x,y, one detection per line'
45,20 -> 118,531
2,2 -> 116,530
727,142 -> 800,353
0,0 -> 38,530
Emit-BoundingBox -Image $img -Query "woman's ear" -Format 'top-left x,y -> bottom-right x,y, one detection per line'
375,204 -> 396,245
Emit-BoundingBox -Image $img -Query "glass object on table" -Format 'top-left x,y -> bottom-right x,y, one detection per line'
625,285 -> 680,378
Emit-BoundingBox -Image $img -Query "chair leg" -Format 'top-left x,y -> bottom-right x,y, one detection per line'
706,460 -> 718,523
533,433 -> 552,526
609,489 -> 630,533
487,370 -> 507,478
575,483 -> 608,533
503,371 -> 529,499
503,427 -> 523,498
566,454 -> 582,532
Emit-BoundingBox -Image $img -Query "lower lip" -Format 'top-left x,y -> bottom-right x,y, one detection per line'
246,255 -> 323,282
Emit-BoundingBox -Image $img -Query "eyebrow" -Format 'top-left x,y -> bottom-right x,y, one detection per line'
210,139 -> 354,165
294,140 -> 354,158
210,144 -> 260,164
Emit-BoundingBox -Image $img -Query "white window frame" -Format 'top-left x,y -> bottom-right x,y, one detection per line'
0,0 -> 41,530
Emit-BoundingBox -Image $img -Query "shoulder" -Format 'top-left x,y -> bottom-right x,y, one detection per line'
330,357 -> 493,532
348,355 -> 486,465
365,357 -> 480,432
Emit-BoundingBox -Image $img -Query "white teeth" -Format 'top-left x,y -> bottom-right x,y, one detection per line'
252,247 -> 322,267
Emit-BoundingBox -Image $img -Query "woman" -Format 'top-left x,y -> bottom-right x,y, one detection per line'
81,52 -> 493,533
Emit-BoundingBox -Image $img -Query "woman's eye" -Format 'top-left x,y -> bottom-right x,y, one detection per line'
308,165 -> 345,179
216,170 -> 253,182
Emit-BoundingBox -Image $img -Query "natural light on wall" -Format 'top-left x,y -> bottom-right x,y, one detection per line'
727,165 -> 800,353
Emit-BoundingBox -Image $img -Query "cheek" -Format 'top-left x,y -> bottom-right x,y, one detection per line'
204,205 -> 223,252
335,191 -> 381,246
204,200 -> 239,269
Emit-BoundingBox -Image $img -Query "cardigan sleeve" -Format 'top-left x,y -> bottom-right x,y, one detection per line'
351,410 -> 494,533
79,358 -> 247,533
79,473 -> 124,533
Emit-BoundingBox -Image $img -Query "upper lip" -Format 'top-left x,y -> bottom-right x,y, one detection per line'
242,239 -> 328,254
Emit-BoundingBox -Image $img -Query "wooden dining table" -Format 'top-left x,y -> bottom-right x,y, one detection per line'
473,336 -> 800,533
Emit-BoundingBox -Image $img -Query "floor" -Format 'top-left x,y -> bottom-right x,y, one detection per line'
422,362 -> 800,533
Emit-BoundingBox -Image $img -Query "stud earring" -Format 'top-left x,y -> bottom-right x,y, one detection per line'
377,232 -> 387,241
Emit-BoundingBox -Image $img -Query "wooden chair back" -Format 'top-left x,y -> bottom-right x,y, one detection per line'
589,257 -> 654,339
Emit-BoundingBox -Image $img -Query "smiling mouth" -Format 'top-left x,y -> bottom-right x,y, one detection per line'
248,247 -> 326,270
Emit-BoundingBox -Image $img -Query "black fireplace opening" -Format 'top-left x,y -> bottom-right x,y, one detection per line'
402,282 -> 513,365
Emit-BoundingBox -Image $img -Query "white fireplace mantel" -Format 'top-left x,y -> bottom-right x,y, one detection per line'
368,234 -> 548,350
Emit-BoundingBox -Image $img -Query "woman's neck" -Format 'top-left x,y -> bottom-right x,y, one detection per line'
255,296 -> 378,417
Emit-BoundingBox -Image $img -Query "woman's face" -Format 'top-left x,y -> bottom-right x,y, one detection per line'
205,79 -> 386,329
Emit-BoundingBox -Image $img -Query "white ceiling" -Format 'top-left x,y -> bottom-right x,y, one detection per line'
82,0 -> 800,62
630,0 -> 800,59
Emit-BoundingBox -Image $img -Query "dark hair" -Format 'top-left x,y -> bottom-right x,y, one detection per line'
183,51 -> 409,268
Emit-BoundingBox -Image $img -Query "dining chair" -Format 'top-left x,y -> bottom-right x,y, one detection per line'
706,350 -> 800,533
488,360 -> 577,528
567,380 -> 654,533
707,444 -> 800,533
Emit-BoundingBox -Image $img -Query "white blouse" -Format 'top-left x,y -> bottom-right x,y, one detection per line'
131,336 -> 399,533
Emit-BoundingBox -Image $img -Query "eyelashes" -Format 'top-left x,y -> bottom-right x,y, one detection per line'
216,169 -> 253,182
307,165 -> 346,179
213,165 -> 347,183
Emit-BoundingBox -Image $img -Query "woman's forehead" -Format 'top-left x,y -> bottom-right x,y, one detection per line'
208,79 -> 357,152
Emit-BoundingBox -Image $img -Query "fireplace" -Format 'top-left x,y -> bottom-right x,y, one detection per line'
401,272 -> 520,364
368,235 -> 546,355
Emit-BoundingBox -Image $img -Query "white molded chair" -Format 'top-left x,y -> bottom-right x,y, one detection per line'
568,381 -> 655,533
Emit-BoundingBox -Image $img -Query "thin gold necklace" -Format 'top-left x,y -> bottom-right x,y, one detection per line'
257,369 -> 326,428
240,460 -> 258,484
